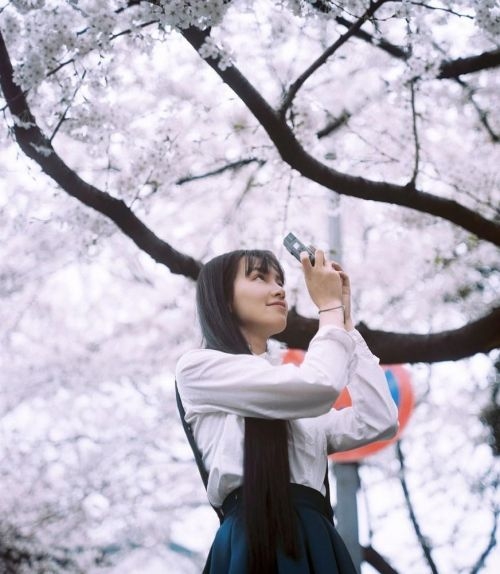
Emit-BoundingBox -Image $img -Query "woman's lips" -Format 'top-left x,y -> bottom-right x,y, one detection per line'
268,302 -> 287,310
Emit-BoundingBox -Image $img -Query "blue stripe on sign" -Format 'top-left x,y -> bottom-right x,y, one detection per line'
384,369 -> 400,406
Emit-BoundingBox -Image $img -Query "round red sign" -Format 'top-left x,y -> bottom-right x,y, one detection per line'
282,349 -> 414,462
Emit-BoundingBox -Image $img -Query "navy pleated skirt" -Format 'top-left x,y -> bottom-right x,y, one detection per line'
203,484 -> 357,574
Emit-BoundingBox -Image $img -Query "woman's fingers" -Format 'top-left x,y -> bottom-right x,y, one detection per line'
300,244 -> 343,270
314,249 -> 326,266
300,251 -> 313,273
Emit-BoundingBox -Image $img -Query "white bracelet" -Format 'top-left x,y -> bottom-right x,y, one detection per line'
318,304 -> 345,314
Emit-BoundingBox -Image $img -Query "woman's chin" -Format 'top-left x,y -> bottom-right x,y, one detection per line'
270,321 -> 287,336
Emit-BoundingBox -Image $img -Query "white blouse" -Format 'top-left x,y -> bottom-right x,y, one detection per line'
175,326 -> 398,508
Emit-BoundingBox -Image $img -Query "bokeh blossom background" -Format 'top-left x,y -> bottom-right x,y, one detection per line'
0,1 -> 499,572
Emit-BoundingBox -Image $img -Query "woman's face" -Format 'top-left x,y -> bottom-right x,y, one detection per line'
231,257 -> 288,348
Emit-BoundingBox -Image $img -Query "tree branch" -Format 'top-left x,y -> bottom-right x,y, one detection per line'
396,441 -> 440,574
1,22 -> 499,363
432,43 -> 499,143
455,76 -> 499,144
408,1 -> 474,20
276,306 -> 500,363
0,30 -> 201,281
316,109 -> 351,139
279,0 -> 389,116
438,48 -> 500,79
49,70 -> 86,143
109,19 -> 159,42
176,157 -> 265,185
331,19 -> 499,141
470,503 -> 499,574
334,15 -> 408,59
409,80 -> 420,185
333,15 -> 500,78
362,545 -> 399,574
180,26 -> 500,247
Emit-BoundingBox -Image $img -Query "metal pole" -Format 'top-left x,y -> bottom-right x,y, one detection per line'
334,463 -> 362,573
328,192 -> 362,573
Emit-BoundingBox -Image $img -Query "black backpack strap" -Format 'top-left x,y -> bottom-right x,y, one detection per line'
175,380 -> 224,523
176,380 -> 332,525
323,462 -> 334,522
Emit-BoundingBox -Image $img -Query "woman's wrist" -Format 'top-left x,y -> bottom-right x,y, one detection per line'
318,304 -> 345,330
316,299 -> 343,311
318,304 -> 344,315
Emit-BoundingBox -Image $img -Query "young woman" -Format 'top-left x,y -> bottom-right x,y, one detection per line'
175,249 -> 398,574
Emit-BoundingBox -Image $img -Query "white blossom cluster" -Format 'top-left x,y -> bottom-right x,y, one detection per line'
4,0 -> 498,94
10,0 -> 46,14
158,0 -> 331,27
392,0 -> 411,19
197,35 -> 234,69
158,0 -> 231,29
275,0 -> 367,18
5,3 -> 89,90
4,1 -> 148,91
474,0 -> 500,38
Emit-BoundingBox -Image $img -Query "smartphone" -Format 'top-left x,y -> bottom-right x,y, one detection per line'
283,232 -> 315,264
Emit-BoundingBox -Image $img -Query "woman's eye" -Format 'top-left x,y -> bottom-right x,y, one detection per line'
251,272 -> 265,281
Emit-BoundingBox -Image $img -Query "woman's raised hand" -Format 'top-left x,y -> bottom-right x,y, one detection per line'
300,249 -> 343,310
333,262 -> 353,331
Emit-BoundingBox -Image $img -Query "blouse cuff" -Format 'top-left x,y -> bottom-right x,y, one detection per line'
314,324 -> 356,354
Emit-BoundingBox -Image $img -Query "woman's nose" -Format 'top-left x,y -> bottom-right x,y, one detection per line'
272,284 -> 286,298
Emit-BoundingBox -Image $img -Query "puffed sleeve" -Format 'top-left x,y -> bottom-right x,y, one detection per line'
316,329 -> 399,453
175,325 -> 356,421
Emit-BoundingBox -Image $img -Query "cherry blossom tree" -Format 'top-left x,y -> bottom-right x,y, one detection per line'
0,1 -> 499,572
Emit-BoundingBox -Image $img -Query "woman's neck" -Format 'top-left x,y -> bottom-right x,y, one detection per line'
240,329 -> 267,355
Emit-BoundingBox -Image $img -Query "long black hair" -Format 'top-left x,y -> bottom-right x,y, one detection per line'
196,250 -> 299,573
